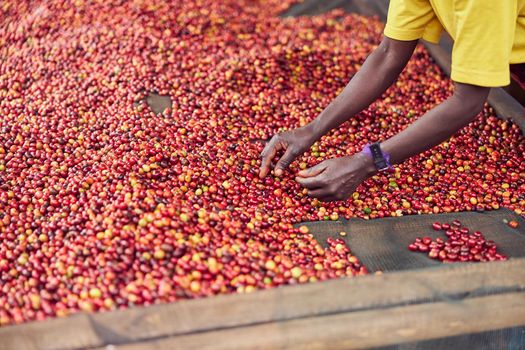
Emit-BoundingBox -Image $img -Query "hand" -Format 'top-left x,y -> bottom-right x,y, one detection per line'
296,153 -> 376,202
259,126 -> 318,178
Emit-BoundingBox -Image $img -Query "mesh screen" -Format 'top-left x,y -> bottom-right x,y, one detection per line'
300,209 -> 525,273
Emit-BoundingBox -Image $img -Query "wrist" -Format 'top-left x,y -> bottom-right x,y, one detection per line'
303,121 -> 323,143
361,142 -> 393,173
355,151 -> 377,177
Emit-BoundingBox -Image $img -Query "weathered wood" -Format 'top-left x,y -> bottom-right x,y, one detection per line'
280,0 -> 348,17
364,0 -> 389,21
2,259 -> 525,350
0,314 -> 104,350
423,42 -> 452,75
488,88 -> 525,133
281,0 -> 384,19
63,259 -> 525,342
104,292 -> 525,350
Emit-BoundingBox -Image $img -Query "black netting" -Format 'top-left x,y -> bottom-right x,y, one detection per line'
300,209 -> 525,273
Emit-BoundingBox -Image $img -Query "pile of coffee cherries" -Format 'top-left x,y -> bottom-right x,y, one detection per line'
409,221 -> 508,263
0,0 -> 523,325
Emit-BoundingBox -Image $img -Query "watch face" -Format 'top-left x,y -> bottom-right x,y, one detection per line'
371,143 -> 389,171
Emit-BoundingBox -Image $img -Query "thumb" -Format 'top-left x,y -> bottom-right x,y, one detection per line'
297,161 -> 326,178
274,148 -> 297,176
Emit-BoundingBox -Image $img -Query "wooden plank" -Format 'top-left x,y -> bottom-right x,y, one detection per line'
488,88 -> 525,132
0,314 -> 104,350
364,0 -> 389,21
280,0 -> 344,17
342,0 -> 378,18
282,0 -> 385,20
81,259 -> 525,343
423,42 -> 452,75
2,259 -> 525,350
104,292 -> 525,350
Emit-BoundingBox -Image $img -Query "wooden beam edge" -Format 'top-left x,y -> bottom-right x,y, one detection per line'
96,292 -> 525,350
2,258 -> 525,350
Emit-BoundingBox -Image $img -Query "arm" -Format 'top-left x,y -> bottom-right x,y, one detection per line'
296,82 -> 490,202
259,37 -> 418,178
307,37 -> 418,136
380,82 -> 489,164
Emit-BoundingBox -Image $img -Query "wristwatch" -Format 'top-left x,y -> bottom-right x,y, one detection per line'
363,142 -> 392,172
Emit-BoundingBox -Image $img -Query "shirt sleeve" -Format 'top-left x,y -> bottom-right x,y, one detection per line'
384,0 -> 444,44
450,1 -> 516,87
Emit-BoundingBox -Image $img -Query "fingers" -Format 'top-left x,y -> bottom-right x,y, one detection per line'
305,182 -> 356,202
274,148 -> 297,176
302,187 -> 332,202
296,175 -> 324,189
259,137 -> 281,178
307,188 -> 342,203
297,162 -> 327,178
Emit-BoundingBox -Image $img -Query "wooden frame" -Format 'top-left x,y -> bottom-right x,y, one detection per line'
2,259 -> 525,350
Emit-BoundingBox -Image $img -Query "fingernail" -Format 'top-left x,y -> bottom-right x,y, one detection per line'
275,169 -> 282,176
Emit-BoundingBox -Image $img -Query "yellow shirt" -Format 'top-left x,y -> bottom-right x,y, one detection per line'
384,0 -> 525,87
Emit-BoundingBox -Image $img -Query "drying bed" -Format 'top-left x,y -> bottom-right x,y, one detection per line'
0,0 -> 524,341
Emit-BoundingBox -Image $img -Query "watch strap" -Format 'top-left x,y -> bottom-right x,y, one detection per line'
362,142 -> 392,172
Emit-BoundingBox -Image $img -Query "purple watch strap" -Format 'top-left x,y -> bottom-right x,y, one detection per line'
361,143 -> 393,171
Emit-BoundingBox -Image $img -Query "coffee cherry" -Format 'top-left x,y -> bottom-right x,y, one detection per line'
508,220 -> 519,229
409,223 -> 507,263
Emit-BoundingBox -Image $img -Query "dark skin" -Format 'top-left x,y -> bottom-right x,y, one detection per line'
259,37 -> 490,202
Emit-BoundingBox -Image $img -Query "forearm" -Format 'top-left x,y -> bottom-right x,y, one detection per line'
307,38 -> 417,138
380,86 -> 489,164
